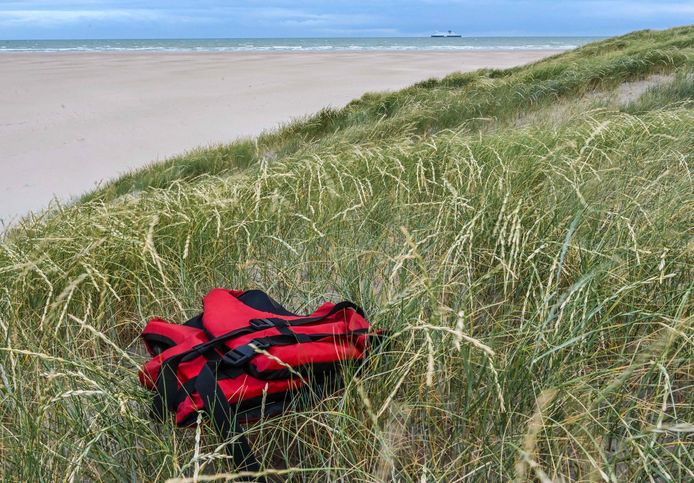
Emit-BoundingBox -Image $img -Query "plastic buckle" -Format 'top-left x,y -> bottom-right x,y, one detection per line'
249,318 -> 276,330
250,338 -> 271,350
222,339 -> 270,366
180,341 -> 213,362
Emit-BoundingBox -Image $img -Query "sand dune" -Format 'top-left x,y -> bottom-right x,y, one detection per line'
0,50 -> 559,224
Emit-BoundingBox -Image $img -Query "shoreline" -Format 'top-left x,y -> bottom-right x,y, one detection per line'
1,49 -> 562,225
0,48 -> 568,55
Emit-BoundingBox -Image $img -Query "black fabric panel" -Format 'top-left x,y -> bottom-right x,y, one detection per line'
152,353 -> 188,420
142,333 -> 177,356
183,314 -> 204,329
236,399 -> 290,424
175,388 -> 293,427
238,290 -> 298,316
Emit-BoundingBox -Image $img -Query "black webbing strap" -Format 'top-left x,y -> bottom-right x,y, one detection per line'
221,329 -> 369,367
152,325 -> 250,419
196,361 -> 265,480
152,354 -> 185,419
152,302 -> 365,419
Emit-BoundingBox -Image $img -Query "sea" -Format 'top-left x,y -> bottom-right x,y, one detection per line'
0,37 -> 599,53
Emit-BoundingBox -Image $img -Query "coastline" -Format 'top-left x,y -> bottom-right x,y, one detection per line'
0,49 -> 562,225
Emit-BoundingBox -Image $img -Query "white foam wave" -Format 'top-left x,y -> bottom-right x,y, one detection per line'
0,42 -> 581,53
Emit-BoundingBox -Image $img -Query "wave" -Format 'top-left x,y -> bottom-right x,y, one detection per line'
0,37 -> 595,53
0,44 -> 580,53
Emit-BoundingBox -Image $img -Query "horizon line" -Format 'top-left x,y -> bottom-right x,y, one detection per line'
1,34 -> 607,42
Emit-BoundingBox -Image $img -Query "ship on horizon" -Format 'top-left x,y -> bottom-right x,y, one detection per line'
431,30 -> 462,38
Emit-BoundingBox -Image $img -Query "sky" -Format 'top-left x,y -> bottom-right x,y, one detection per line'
0,1 -> 693,39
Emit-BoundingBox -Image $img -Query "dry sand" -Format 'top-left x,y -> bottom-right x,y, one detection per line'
0,50 -> 559,225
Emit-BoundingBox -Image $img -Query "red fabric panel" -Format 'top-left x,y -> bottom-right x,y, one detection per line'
202,289 -> 341,337
218,312 -> 369,372
218,374 -> 302,404
175,393 -> 202,425
250,339 -> 363,373
139,330 -> 208,389
173,375 -> 302,425
141,318 -> 203,355
140,288 -> 373,428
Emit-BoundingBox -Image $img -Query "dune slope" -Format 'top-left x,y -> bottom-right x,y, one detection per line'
1,26 -> 693,481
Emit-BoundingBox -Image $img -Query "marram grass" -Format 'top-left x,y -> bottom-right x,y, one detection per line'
1,27 -> 693,481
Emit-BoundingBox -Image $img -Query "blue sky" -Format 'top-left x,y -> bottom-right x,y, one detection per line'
1,1 -> 693,39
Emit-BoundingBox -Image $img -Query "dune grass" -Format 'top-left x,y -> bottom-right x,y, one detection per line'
81,26 -> 692,205
1,26 -> 693,481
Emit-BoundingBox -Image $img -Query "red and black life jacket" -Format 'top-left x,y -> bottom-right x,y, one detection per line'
139,288 -> 372,474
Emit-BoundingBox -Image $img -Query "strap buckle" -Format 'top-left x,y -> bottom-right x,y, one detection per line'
222,339 -> 270,366
180,340 -> 216,362
249,318 -> 276,330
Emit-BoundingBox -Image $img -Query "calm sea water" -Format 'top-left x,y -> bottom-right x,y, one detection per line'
0,37 -> 599,52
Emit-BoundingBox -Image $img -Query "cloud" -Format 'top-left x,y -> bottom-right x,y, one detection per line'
248,7 -> 378,27
607,2 -> 694,16
0,8 -> 164,26
0,1 -> 691,38
0,4 -> 380,30
418,0 -> 694,14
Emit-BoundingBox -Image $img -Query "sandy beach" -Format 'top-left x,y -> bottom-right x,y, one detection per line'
0,50 -> 559,224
